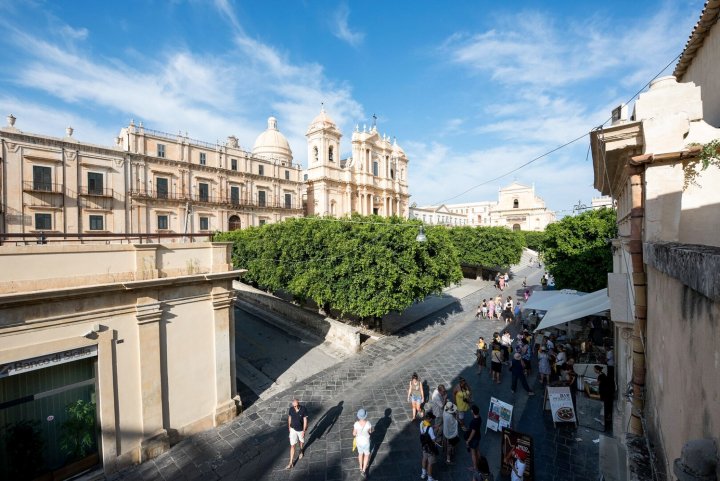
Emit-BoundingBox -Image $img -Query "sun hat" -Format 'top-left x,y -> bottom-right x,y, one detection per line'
357,408 -> 367,420
444,401 -> 457,414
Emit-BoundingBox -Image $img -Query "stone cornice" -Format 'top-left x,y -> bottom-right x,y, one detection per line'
136,302 -> 163,325
644,241 -> 720,301
1,130 -> 125,158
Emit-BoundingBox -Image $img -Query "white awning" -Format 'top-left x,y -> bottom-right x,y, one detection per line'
522,290 -> 587,311
534,288 -> 610,332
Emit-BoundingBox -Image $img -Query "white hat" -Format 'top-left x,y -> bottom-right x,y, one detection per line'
444,401 -> 457,414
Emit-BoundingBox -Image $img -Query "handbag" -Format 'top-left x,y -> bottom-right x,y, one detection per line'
352,437 -> 357,452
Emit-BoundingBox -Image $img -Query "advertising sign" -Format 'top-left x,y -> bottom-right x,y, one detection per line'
544,386 -> 577,426
0,346 -> 98,378
500,427 -> 533,480
485,397 -> 513,432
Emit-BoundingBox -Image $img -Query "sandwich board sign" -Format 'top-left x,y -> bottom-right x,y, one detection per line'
544,386 -> 577,427
486,397 -> 513,433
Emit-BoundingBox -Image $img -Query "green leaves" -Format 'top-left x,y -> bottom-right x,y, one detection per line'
448,226 -> 524,270
541,208 -> 617,292
216,215 -> 462,320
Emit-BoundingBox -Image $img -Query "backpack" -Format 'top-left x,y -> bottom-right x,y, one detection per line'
420,426 -> 439,455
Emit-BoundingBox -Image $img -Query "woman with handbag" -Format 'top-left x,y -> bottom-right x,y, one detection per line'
353,409 -> 374,478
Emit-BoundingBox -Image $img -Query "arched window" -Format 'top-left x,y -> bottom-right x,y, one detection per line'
513,224 -> 521,231
328,145 -> 334,162
513,199 -> 519,209
229,215 -> 241,231
313,146 -> 319,162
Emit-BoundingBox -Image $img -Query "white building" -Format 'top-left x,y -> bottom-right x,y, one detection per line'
408,204 -> 467,226
416,182 -> 556,231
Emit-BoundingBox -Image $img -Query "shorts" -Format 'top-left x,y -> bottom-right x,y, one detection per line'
468,437 -> 480,450
289,428 -> 305,445
491,361 -> 502,373
410,394 -> 422,403
422,450 -> 437,464
356,440 -> 370,455
446,436 -> 460,447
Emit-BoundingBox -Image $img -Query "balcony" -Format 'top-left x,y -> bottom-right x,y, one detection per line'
129,189 -> 188,201
23,181 -> 64,194
79,186 -> 114,197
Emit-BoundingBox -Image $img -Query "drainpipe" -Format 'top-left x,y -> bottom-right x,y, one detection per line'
628,165 -> 647,436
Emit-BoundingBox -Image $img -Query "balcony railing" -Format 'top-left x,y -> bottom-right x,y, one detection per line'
129,189 -> 188,201
79,186 -> 114,197
130,189 -> 302,210
23,181 -> 64,194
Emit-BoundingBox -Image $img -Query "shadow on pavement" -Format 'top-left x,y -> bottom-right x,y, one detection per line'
304,400 -> 344,452
368,408 -> 393,469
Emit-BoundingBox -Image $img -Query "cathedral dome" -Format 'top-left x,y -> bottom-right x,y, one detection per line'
252,117 -> 292,161
306,106 -> 339,135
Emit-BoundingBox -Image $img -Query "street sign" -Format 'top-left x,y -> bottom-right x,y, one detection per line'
485,396 -> 513,432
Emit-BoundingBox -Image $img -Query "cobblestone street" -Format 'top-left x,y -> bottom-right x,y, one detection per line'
112,266 -> 602,481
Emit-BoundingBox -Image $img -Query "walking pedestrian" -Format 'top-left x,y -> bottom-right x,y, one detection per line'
353,408 -> 373,477
498,275 -> 505,291
510,353 -> 535,395
564,358 -> 578,412
481,299 -> 488,319
538,347 -> 551,385
452,378 -> 472,430
465,405 -> 483,471
430,384 -> 447,438
595,365 -> 614,432
491,343 -> 503,384
442,402 -> 460,464
420,412 -> 440,481
286,398 -> 308,469
520,338 -> 532,376
501,331 -> 513,363
476,337 -> 488,375
407,372 -> 424,421
487,298 -> 495,320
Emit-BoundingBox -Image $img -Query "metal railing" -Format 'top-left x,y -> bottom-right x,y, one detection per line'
78,186 -> 114,197
22,181 -> 64,194
129,189 -> 188,201
129,189 -> 303,210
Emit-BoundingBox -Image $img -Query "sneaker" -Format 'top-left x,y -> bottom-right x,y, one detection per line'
420,473 -> 427,480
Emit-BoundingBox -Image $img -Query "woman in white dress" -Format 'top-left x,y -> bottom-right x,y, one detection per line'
353,408 -> 374,477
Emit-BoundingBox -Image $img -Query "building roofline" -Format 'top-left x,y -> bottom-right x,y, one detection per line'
673,0 -> 720,80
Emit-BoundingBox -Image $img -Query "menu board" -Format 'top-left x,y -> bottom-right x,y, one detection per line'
486,397 -> 513,432
501,428 -> 533,480
545,386 -> 577,426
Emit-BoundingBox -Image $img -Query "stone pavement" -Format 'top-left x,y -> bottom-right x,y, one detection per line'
111,263 -> 602,481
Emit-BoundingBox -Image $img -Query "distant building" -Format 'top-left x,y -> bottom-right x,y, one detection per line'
305,108 -> 410,218
409,204 -> 466,226
416,182 -> 555,231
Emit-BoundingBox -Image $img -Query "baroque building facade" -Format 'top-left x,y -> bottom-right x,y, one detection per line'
305,108 -> 410,217
411,182 -> 555,230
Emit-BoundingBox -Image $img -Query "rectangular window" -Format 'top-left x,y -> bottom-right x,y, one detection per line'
258,190 -> 266,207
373,161 -> 379,176
199,216 -> 209,230
35,213 -> 52,230
33,165 -> 52,191
230,186 -> 240,205
157,144 -> 166,158
87,172 -> 104,195
285,170 -> 290,180
259,219 -> 267,226
231,158 -> 238,171
284,193 -> 292,209
258,165 -> 264,176
157,215 -> 169,230
156,177 -> 169,199
89,215 -> 104,231
198,182 -> 209,202
199,152 -> 206,165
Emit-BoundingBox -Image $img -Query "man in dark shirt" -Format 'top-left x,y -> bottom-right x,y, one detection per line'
465,405 -> 483,471
595,365 -> 614,432
286,398 -> 308,469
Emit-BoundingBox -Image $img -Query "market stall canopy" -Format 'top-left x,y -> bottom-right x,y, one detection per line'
534,288 -> 610,332
522,290 -> 587,311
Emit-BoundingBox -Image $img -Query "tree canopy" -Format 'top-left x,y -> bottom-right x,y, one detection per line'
448,226 -> 524,270
518,230 -> 546,253
215,215 -> 462,321
541,208 -> 617,292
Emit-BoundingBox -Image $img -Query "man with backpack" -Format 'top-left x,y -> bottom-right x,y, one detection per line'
420,411 -> 440,481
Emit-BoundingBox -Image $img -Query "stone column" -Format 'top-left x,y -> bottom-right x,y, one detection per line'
135,298 -> 169,461
211,287 -> 237,425
96,327 -> 119,473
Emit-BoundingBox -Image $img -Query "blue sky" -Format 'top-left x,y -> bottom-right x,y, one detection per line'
0,0 -> 706,214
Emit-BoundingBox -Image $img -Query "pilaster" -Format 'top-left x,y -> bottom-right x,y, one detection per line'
211,288 -> 237,425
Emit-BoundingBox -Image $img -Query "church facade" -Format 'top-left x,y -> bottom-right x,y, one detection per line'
305,109 -> 410,218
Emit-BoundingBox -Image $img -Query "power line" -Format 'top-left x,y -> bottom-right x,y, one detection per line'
430,50 -> 686,207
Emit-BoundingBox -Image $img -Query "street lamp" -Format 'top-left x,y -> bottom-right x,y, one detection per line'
416,225 -> 427,243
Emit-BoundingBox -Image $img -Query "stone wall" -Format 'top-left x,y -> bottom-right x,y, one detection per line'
233,281 -> 361,353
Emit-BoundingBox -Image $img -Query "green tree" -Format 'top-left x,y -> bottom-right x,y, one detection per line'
448,226 -> 524,270
519,230 -> 546,253
216,215 -> 462,324
541,208 -> 617,292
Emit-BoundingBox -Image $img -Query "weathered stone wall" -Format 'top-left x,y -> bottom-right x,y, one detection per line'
643,262 -> 720,475
233,281 -> 361,353
644,242 -> 720,302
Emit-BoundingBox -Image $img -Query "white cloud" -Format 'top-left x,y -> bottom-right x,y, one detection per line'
331,4 -> 365,47
2,1 -> 365,166
59,25 -> 88,41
